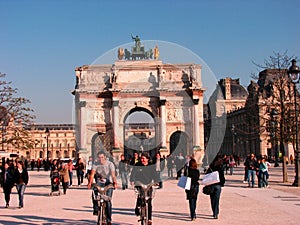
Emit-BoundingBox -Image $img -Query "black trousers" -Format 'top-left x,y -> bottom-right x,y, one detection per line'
3,184 -> 13,204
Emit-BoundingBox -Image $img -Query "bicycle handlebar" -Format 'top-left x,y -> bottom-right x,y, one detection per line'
134,182 -> 158,193
92,183 -> 114,193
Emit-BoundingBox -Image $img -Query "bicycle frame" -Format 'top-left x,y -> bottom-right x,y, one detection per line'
92,183 -> 114,225
135,183 -> 157,225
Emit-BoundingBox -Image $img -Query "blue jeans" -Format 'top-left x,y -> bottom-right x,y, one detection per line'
210,184 -> 222,217
120,171 -> 128,189
247,169 -> 256,187
77,170 -> 83,185
156,171 -> 162,188
69,171 -> 73,186
229,166 -> 234,175
188,184 -> 199,219
259,171 -> 268,187
16,183 -> 26,207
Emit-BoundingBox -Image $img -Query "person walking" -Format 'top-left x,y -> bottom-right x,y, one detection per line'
14,161 -> 29,208
1,162 -> 15,208
68,159 -> 74,186
37,158 -> 41,172
118,154 -> 129,190
30,159 -> 35,171
75,158 -> 85,186
166,155 -> 174,178
153,152 -> 164,189
85,156 -> 93,183
184,158 -> 200,221
87,151 -> 117,225
259,157 -> 271,188
60,163 -> 70,194
228,155 -> 236,175
245,153 -> 257,188
209,154 -> 225,219
130,152 -> 159,225
175,152 -> 185,179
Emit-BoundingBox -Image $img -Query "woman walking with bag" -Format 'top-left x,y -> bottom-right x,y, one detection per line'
209,154 -> 225,219
185,158 -> 200,221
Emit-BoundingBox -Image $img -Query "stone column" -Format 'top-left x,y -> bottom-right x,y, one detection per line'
79,101 -> 87,151
112,100 -> 120,150
193,99 -> 200,148
160,99 -> 167,150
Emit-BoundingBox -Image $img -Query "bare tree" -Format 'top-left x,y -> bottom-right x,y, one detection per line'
252,52 -> 297,182
0,72 -> 36,152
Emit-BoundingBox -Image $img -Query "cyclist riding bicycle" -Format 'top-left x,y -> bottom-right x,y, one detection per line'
88,151 -> 117,225
130,152 -> 159,225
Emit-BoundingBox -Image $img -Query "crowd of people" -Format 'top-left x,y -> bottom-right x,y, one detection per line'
0,151 -> 278,224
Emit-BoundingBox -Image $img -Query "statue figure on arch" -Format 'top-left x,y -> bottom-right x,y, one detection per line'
131,34 -> 141,51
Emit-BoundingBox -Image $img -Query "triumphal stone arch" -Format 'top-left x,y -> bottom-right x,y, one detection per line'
73,39 -> 205,164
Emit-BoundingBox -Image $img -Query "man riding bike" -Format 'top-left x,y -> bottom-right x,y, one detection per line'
88,151 -> 117,225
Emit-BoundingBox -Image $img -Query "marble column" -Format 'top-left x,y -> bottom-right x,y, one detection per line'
79,101 -> 87,151
112,100 -> 120,150
193,99 -> 200,148
160,99 -> 167,149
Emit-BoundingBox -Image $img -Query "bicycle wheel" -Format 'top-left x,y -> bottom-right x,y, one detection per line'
97,205 -> 104,225
144,203 -> 148,225
140,204 -> 147,225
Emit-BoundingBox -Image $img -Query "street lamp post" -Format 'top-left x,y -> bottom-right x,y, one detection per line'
45,128 -> 50,171
231,124 -> 236,155
288,59 -> 300,187
270,108 -> 279,167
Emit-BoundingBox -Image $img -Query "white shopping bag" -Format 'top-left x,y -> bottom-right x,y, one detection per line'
201,171 -> 220,186
177,176 -> 191,190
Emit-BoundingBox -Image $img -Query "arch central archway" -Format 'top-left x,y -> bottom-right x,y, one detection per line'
123,107 -> 158,159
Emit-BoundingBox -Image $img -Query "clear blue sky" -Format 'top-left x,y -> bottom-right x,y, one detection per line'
1,0 -> 299,123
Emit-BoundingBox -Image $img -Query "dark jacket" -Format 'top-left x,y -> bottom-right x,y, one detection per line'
186,168 -> 200,186
130,162 -> 159,185
185,167 -> 200,199
118,159 -> 128,172
1,166 -> 15,188
15,168 -> 29,185
245,157 -> 258,170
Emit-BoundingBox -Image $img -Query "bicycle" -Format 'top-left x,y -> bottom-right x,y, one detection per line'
134,182 -> 158,225
92,183 -> 114,225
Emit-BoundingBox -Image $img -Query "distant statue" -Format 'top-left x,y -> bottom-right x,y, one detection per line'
145,49 -> 153,59
131,34 -> 141,51
118,48 -> 124,60
124,48 -> 131,60
154,45 -> 159,60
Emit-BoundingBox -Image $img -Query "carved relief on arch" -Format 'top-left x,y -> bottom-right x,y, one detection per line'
85,101 -> 104,110
94,111 -> 105,123
167,108 -> 183,121
165,101 -> 182,107
119,100 -> 158,120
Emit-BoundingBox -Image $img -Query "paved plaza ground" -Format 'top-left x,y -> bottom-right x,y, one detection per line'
1,164 -> 300,225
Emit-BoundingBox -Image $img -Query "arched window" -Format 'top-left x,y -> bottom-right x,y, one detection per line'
64,150 -> 69,158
